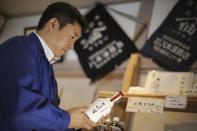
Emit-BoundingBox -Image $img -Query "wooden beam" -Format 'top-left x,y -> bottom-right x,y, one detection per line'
1,0 -> 140,18
121,0 -> 154,130
99,91 -> 197,113
121,53 -> 140,93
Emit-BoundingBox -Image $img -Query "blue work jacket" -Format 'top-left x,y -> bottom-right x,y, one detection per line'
0,33 -> 73,131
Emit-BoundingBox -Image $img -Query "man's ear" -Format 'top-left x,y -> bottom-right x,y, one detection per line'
47,18 -> 59,32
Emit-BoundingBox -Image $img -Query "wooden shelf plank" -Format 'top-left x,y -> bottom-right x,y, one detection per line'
98,91 -> 197,113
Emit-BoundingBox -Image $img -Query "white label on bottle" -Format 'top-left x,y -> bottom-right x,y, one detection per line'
85,98 -> 111,123
126,97 -> 164,114
165,96 -> 187,109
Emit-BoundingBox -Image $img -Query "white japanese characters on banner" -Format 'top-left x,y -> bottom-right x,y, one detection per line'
75,3 -> 137,82
141,0 -> 197,71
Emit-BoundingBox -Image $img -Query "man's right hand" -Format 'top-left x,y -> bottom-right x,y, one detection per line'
67,106 -> 97,130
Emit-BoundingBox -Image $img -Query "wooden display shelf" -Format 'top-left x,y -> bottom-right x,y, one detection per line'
98,53 -> 197,131
98,53 -> 140,130
98,91 -> 197,113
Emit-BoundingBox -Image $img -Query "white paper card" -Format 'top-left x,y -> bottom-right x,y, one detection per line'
126,97 -> 164,114
165,96 -> 187,109
144,71 -> 193,95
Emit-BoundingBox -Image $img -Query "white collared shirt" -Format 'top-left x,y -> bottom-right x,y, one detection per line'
35,32 -> 58,64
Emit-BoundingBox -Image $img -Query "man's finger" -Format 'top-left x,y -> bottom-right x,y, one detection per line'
105,114 -> 110,119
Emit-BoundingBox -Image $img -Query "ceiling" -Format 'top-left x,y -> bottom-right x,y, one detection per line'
0,0 -> 138,18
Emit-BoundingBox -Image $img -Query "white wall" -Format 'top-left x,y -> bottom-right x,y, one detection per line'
1,0 -> 197,131
0,15 -> 41,43
148,0 -> 179,37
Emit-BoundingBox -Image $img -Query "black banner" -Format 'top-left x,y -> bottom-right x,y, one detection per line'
141,0 -> 197,71
75,3 -> 138,82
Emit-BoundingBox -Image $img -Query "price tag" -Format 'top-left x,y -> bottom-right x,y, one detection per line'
126,97 -> 164,114
165,96 -> 187,109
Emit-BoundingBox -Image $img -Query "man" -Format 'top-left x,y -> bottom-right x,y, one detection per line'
0,2 -> 107,131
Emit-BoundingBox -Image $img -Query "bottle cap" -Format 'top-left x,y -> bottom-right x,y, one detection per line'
113,116 -> 120,122
105,118 -> 111,122
110,91 -> 123,102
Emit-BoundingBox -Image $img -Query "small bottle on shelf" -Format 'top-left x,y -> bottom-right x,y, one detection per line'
110,116 -> 124,131
85,91 -> 123,123
95,118 -> 111,131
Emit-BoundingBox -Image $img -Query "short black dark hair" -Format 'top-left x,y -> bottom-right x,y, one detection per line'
37,2 -> 87,34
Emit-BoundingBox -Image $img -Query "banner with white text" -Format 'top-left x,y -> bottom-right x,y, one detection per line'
141,0 -> 197,71
75,3 -> 138,82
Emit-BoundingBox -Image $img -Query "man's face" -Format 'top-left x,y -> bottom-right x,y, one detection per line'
50,22 -> 82,57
